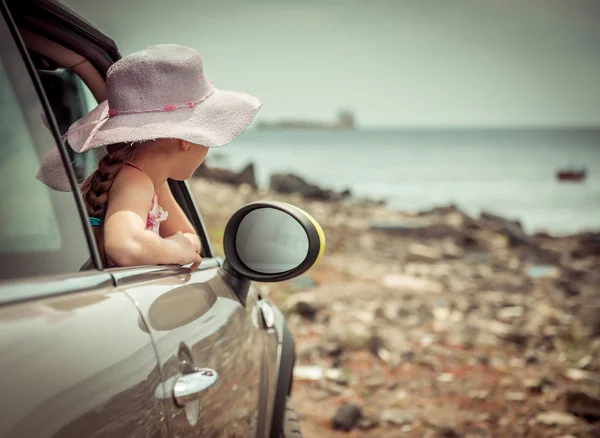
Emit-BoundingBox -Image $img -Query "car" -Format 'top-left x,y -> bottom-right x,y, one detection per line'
0,1 -> 325,437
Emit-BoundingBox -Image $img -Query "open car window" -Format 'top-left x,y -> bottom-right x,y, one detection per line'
38,68 -> 99,184
0,15 -> 92,281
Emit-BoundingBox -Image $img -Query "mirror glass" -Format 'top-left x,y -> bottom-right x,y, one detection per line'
235,208 -> 309,274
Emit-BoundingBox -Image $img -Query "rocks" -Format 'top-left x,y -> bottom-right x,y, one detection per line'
564,389 -> 600,422
294,301 -> 319,320
357,416 -> 379,431
501,331 -> 529,348
380,409 -> 414,427
479,211 -> 534,247
270,173 -> 349,201
194,162 -> 257,189
381,273 -> 443,294
190,177 -> 600,437
406,243 -> 442,263
505,391 -> 527,402
497,305 -> 524,321
524,377 -> 552,394
331,403 -> 362,431
293,365 -> 324,381
436,425 -> 461,438
534,411 -> 578,426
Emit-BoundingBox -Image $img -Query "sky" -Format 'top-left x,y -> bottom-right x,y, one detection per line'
63,0 -> 600,128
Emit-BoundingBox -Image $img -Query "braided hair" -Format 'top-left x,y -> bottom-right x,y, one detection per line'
84,144 -> 136,265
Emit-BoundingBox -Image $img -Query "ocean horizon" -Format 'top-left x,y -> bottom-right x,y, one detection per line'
207,127 -> 600,235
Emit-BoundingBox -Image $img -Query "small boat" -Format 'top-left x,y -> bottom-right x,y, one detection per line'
556,169 -> 587,182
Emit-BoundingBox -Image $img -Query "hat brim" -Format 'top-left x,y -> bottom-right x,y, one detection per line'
37,88 -> 261,191
78,87 -> 261,152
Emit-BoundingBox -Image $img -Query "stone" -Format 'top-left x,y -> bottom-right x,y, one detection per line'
357,416 -> 379,431
331,403 -> 362,431
469,390 -> 490,400
497,306 -> 524,321
437,373 -> 455,383
364,335 -> 384,356
564,389 -> 600,422
294,301 -> 318,320
380,409 -> 414,427
527,265 -> 560,279
563,368 -> 599,382
293,365 -> 323,381
381,273 -> 443,294
476,355 -> 490,366
501,332 -> 529,348
406,243 -> 442,263
194,162 -> 257,189
270,173 -> 343,201
321,381 -> 345,396
321,341 -> 343,358
524,351 -> 539,365
534,411 -> 578,426
524,377 -> 551,394
505,391 -> 526,402
333,375 -> 350,386
437,425 -> 461,438
479,211 -> 534,246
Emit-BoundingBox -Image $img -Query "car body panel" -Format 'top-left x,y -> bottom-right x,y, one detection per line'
116,261 -> 273,437
0,276 -> 168,438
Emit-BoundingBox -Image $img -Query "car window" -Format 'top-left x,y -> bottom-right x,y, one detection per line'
38,68 -> 99,184
0,18 -> 92,281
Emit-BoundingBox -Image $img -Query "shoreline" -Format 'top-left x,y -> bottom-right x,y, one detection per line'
193,163 -> 600,239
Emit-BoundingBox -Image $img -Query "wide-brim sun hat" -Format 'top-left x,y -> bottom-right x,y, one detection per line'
37,44 -> 261,191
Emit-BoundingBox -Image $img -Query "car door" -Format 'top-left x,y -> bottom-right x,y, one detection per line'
0,6 -> 167,438
114,239 -> 271,437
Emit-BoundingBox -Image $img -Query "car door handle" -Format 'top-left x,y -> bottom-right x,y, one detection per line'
173,368 -> 219,407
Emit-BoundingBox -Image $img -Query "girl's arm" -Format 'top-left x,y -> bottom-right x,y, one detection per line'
157,182 -> 202,253
103,167 -> 201,267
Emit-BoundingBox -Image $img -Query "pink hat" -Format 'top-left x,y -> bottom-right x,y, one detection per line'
37,44 -> 261,190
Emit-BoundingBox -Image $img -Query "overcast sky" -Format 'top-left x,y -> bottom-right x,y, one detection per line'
64,0 -> 600,128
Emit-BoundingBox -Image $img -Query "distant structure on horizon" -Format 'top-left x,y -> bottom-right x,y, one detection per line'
256,109 -> 356,130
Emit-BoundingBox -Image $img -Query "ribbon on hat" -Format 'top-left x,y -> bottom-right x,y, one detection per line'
65,100 -> 111,153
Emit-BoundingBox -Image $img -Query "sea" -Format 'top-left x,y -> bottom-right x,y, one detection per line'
206,128 -> 600,235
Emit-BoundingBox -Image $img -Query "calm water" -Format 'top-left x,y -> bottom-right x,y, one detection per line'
209,129 -> 600,235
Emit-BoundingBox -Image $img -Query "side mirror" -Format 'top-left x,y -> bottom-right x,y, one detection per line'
222,201 -> 325,283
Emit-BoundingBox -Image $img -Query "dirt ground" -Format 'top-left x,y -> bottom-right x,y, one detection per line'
191,177 -> 600,438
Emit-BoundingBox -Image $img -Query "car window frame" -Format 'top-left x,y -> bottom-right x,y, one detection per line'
0,0 -> 103,269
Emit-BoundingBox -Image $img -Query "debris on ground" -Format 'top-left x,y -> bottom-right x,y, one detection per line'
192,177 -> 600,438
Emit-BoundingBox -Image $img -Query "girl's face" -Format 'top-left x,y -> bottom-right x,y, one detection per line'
171,142 -> 209,180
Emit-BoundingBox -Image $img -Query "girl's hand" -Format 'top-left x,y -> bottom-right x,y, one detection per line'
167,232 -> 202,270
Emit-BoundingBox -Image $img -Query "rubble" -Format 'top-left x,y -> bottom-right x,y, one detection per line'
357,416 -> 379,431
294,301 -> 318,320
380,409 -> 414,427
190,177 -> 600,438
194,162 -> 257,189
534,411 -> 578,426
270,173 -> 350,201
436,425 -> 461,438
331,403 -> 362,431
564,389 -> 600,422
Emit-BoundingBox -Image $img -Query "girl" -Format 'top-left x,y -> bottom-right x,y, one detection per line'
41,44 -> 261,269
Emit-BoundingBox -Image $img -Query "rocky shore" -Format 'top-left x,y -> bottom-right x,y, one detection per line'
190,167 -> 600,438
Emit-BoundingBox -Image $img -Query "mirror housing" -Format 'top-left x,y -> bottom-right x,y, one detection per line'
221,201 -> 325,283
